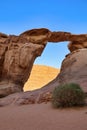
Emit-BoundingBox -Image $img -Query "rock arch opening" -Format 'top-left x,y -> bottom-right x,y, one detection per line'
0,28 -> 87,97
24,42 -> 69,91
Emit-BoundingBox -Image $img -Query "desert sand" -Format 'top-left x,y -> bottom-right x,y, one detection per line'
0,103 -> 87,130
24,65 -> 59,91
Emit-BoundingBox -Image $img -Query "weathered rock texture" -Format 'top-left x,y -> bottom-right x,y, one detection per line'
0,29 -> 50,97
0,28 -> 87,106
58,49 -> 87,92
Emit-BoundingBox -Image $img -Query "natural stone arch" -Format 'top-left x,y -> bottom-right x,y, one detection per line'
0,28 -> 87,97
23,41 -> 69,91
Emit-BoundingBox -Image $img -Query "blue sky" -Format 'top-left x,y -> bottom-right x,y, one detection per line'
0,0 -> 87,68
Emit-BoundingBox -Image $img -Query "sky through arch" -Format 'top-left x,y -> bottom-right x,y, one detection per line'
34,42 -> 69,68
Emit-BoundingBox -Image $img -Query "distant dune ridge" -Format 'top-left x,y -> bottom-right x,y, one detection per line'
24,65 -> 59,91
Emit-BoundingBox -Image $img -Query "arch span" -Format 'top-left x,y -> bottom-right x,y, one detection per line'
0,28 -> 87,97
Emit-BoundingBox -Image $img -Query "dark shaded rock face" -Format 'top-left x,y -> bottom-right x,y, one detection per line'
0,28 -> 87,106
0,29 -> 50,97
0,42 -> 44,97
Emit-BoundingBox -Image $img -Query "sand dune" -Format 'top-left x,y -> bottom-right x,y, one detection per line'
24,65 -> 59,91
0,103 -> 87,130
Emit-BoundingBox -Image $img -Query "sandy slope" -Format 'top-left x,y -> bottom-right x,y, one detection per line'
24,65 -> 59,91
0,103 -> 87,130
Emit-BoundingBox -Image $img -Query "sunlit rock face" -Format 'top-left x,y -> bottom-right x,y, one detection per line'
58,49 -> 87,92
0,28 -> 87,99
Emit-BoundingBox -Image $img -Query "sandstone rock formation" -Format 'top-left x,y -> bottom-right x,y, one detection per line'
68,41 -> 87,52
0,28 -> 87,105
0,29 -> 49,97
58,49 -> 87,92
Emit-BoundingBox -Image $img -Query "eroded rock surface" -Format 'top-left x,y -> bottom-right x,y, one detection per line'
0,29 -> 49,97
1,48 -> 87,106
0,28 -> 87,105
58,49 -> 87,92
